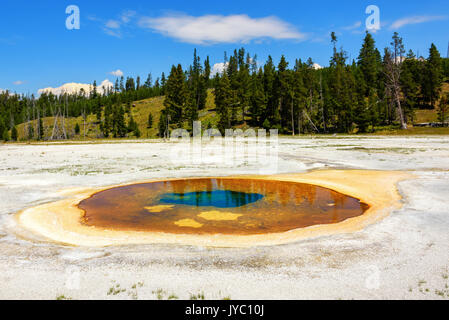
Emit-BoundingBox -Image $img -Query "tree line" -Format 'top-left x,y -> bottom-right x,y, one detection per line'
1,31 -> 449,141
0,74 -> 163,141
160,32 -> 449,136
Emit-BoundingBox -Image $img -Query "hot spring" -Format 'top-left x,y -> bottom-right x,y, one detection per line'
78,178 -> 369,235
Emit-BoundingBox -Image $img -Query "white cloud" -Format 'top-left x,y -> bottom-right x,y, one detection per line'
120,10 -> 136,23
105,20 -> 120,29
103,28 -> 122,38
109,69 -> 124,77
139,14 -> 305,44
87,15 -> 100,22
390,15 -> 447,29
342,21 -> 362,31
211,62 -> 229,76
38,79 -> 113,96
102,10 -> 136,38
13,80 -> 24,85
341,21 -> 364,34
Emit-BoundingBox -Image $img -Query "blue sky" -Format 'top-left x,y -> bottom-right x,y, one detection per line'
0,0 -> 448,95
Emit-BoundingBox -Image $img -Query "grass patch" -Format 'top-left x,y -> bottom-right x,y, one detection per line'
107,283 -> 126,296
189,292 -> 205,300
372,127 -> 449,135
337,147 -> 418,154
152,288 -> 167,300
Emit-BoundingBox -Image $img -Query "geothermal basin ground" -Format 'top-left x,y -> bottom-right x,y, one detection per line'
0,136 -> 449,300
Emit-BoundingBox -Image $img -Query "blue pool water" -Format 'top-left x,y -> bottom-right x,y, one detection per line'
159,190 -> 264,208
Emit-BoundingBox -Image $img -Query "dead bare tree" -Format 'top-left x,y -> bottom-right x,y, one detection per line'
50,94 -> 67,140
303,109 -> 319,133
383,33 -> 407,130
319,72 -> 326,133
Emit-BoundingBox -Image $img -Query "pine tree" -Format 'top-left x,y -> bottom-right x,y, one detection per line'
112,105 -> 127,138
204,56 -> 211,88
2,128 -> 9,142
160,72 -> 167,95
134,126 -> 141,138
367,91 -> 380,130
127,114 -> 138,133
442,58 -> 449,79
127,113 -> 140,137
158,110 -> 169,138
235,49 -> 251,123
144,73 -> 153,88
214,73 -> 232,133
75,123 -> 80,135
95,102 -> 102,123
423,43 -> 443,109
338,62 -> 357,133
353,66 -> 370,132
185,85 -> 198,131
27,123 -> 34,140
147,113 -> 153,129
400,50 -> 420,123
438,93 -> 448,125
0,119 -> 5,142
185,49 -> 205,128
119,76 -> 124,92
92,80 -> 98,99
328,32 -> 354,132
226,50 -> 241,125
163,64 -> 187,126
357,31 -> 380,96
114,79 -> 119,92
249,68 -> 266,126
38,117 -> 44,140
276,55 -> 290,132
292,59 -> 307,133
11,126 -> 18,141
102,103 -> 113,137
263,55 -> 278,126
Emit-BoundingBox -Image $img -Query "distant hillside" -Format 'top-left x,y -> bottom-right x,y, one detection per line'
15,92 -> 218,141
12,81 -> 449,141
414,82 -> 449,124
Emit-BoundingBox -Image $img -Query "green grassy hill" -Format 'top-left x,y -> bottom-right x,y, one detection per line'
414,82 -> 449,124
15,92 -> 218,141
